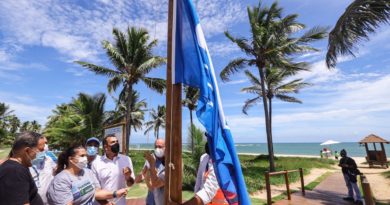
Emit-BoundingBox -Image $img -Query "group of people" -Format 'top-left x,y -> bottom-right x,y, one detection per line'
0,131 -> 225,205
320,148 -> 340,160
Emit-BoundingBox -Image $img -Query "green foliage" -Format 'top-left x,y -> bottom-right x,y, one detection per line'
44,93 -> 106,149
326,0 -> 390,68
183,125 -> 206,191
0,103 -> 23,146
76,26 -> 166,152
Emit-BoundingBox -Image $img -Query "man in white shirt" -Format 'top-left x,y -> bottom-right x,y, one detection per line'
135,139 -> 166,205
29,136 -> 57,205
91,134 -> 135,205
181,142 -> 222,205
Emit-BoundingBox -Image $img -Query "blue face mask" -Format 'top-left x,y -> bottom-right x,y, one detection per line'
32,152 -> 46,167
87,146 -> 98,156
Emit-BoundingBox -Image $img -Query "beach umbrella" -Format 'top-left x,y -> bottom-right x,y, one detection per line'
320,140 -> 340,146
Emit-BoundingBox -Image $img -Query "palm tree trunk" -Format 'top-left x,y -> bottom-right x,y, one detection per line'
156,126 -> 160,139
268,97 -> 275,163
125,85 -> 133,155
257,64 -> 275,172
190,109 -> 194,154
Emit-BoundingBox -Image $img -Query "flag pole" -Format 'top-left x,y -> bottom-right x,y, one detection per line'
165,0 -> 182,204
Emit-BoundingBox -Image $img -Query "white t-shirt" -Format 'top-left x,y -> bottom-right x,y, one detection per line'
30,155 -> 56,204
91,154 -> 135,205
194,153 -> 219,204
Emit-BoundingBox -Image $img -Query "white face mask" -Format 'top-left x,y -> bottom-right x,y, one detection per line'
44,144 -> 49,152
154,148 -> 165,158
74,156 -> 88,169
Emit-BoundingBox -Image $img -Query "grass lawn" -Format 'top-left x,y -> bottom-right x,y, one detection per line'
0,146 -> 11,159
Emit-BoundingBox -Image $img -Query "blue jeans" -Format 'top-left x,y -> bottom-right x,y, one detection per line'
343,173 -> 362,201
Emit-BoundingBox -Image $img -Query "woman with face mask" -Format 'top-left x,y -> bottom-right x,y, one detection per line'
0,131 -> 44,205
46,145 -> 128,205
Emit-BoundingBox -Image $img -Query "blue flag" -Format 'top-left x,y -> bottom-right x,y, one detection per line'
173,0 -> 251,204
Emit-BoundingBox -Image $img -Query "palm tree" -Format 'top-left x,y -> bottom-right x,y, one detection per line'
7,115 -> 21,134
71,93 -> 106,137
20,121 -> 30,132
182,86 -> 199,153
30,120 -> 42,133
0,103 -> 13,120
326,0 -> 390,68
242,68 -> 310,129
76,27 -> 165,154
144,105 -> 166,139
221,1 -> 327,171
105,90 -> 147,136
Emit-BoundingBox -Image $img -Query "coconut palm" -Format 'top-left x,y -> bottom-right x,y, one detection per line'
45,93 -> 107,148
105,90 -> 147,133
0,103 -> 13,120
6,115 -> 21,134
326,0 -> 390,68
30,120 -> 42,133
70,93 -> 106,138
221,1 -> 327,171
182,86 -> 199,153
242,68 -> 310,129
76,26 -> 165,154
144,105 -> 166,139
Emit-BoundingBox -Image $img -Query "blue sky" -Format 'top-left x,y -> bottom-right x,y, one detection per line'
0,0 -> 389,143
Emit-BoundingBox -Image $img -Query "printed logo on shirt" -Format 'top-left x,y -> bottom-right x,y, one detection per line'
71,180 -> 94,200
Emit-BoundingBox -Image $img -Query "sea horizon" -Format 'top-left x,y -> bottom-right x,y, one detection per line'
130,142 -> 390,157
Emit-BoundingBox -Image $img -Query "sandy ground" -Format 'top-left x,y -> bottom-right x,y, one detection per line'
354,157 -> 390,203
250,155 -> 390,202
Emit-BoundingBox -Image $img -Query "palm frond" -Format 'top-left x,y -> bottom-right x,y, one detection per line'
142,77 -> 166,94
220,58 -> 252,82
326,0 -> 390,68
275,94 -> 302,103
75,61 -> 120,77
242,97 -> 261,115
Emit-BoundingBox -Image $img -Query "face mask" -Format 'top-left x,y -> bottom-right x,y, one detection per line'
155,148 -> 165,158
32,152 -> 46,167
73,156 -> 88,169
25,148 -> 38,166
87,146 -> 98,156
110,143 -> 120,154
44,144 -> 49,152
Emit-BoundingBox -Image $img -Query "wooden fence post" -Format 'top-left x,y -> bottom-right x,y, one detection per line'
299,168 -> 305,196
265,171 -> 272,205
360,175 -> 374,205
284,170 -> 291,200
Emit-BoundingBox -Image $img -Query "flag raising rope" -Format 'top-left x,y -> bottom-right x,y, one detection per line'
171,0 -> 251,204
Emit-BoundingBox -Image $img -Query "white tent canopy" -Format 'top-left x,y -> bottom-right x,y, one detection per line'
320,140 -> 340,146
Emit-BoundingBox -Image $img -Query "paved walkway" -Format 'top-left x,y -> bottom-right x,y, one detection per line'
274,172 -> 356,205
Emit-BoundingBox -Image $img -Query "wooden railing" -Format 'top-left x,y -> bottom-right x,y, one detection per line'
360,174 -> 375,205
264,168 -> 305,205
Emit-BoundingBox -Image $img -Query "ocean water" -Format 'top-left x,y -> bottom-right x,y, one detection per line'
130,142 -> 390,157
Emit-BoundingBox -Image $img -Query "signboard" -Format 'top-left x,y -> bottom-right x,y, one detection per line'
104,123 -> 126,153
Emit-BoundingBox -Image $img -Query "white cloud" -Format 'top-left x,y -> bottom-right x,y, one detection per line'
224,79 -> 247,85
0,91 -> 53,125
208,41 -> 241,57
0,0 -> 245,65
